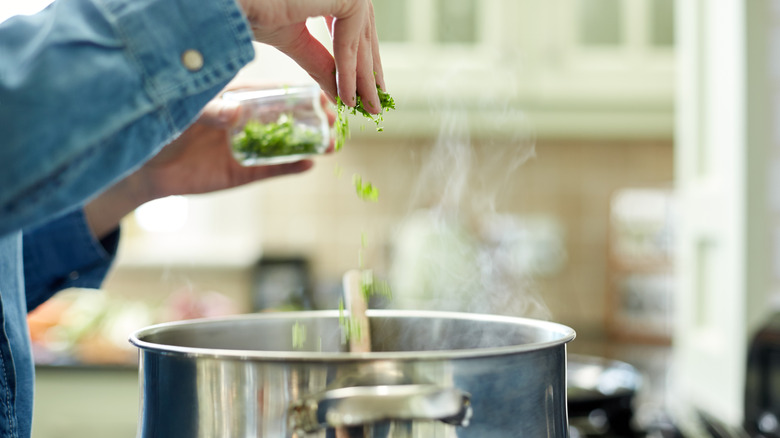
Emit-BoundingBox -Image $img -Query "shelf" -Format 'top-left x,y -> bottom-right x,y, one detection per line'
605,187 -> 676,344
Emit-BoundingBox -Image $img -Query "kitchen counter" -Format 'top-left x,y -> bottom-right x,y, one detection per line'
32,365 -> 139,438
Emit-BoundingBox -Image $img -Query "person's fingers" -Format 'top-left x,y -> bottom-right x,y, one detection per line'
248,0 -> 381,108
329,3 -> 380,111
270,26 -> 338,101
320,92 -> 337,153
249,0 -> 356,28
325,16 -> 335,34
321,93 -> 336,124
331,3 -> 368,107
355,12 -> 380,114
241,160 -> 314,183
367,2 -> 385,91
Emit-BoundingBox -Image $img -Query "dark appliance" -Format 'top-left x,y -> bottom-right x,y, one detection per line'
746,312 -> 780,437
568,354 -> 642,437
251,256 -> 312,311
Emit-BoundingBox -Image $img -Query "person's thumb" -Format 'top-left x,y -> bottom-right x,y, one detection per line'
198,99 -> 242,128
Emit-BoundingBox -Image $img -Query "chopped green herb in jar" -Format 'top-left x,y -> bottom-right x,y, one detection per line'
232,114 -> 323,159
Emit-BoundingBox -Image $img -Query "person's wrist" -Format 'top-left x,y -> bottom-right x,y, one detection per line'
119,169 -> 158,207
84,172 -> 152,240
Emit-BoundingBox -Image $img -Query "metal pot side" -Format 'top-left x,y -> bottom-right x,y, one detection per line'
130,310 -> 576,438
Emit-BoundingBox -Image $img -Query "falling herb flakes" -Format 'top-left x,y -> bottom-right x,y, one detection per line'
353,174 -> 379,202
359,270 -> 392,301
339,298 -> 364,343
292,321 -> 306,350
287,84 -> 396,349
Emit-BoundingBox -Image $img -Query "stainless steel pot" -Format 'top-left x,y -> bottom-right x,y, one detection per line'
129,309 -> 576,437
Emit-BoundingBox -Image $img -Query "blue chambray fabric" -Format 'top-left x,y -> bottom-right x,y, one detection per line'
0,0 -> 255,435
0,0 -> 255,236
0,234 -> 24,438
23,208 -> 120,312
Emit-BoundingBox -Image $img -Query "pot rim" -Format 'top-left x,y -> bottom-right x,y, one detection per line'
128,309 -> 576,362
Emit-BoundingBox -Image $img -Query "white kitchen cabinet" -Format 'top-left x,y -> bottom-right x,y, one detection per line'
368,0 -> 675,139
673,0 -> 774,430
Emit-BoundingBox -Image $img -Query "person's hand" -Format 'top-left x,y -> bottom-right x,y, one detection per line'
84,96 -> 323,239
239,0 -> 384,114
129,98 -> 315,200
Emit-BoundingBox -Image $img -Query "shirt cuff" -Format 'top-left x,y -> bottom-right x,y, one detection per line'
23,209 -> 120,311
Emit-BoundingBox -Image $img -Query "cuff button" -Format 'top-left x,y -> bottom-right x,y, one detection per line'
181,49 -> 204,72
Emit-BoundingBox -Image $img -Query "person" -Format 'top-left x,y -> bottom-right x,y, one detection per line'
0,0 -> 385,436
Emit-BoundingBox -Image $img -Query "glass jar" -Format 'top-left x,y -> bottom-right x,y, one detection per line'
222,84 -> 330,165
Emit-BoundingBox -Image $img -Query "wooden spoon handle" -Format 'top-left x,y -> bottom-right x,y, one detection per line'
343,269 -> 371,353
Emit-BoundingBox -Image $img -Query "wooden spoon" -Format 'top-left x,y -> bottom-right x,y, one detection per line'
337,269 -> 371,437
342,269 -> 371,353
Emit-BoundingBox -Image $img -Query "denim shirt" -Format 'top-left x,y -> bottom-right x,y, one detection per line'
0,210 -> 119,438
0,0 -> 255,435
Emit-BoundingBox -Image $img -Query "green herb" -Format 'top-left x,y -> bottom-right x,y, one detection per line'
353,174 -> 379,202
334,84 -> 395,151
338,298 -> 364,344
232,114 -> 323,159
360,270 -> 392,301
292,321 -> 306,350
330,82 -> 396,349
335,97 -> 350,152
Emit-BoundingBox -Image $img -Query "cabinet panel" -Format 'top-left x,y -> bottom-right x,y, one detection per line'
370,0 -> 675,139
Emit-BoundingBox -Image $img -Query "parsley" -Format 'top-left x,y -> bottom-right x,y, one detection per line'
353,174 -> 379,202
338,298 -> 364,343
292,321 -> 306,350
334,84 -> 395,151
359,270 -> 392,301
232,114 -> 323,159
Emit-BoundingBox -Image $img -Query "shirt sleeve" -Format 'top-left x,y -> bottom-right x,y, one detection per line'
22,208 -> 120,311
0,0 -> 256,237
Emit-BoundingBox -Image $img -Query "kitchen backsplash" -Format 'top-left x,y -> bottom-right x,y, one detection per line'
103,135 -> 673,337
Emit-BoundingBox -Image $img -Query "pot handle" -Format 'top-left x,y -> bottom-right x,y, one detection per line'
288,384 -> 472,434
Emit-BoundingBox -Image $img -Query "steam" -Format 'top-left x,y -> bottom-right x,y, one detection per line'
388,98 -> 550,320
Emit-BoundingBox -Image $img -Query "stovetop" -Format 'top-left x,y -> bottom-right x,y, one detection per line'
569,407 -> 751,438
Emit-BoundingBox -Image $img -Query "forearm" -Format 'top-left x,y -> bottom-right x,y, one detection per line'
83,171 -> 152,240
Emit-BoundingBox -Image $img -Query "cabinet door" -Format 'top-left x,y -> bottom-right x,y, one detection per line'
674,0 -> 772,427
368,0 -> 675,138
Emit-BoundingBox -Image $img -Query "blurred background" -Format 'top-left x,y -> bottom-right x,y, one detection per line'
6,0 -> 780,437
